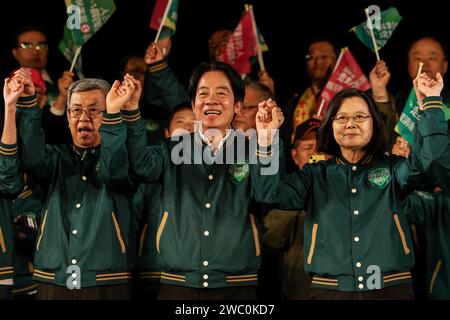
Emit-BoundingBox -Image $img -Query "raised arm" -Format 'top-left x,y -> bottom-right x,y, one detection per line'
0,77 -> 23,195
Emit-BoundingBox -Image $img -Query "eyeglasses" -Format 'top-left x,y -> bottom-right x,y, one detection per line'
19,42 -> 48,51
67,107 -> 105,119
332,114 -> 371,124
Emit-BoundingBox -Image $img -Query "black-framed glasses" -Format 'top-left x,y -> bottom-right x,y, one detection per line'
332,114 -> 371,124
19,42 -> 48,51
67,107 -> 105,119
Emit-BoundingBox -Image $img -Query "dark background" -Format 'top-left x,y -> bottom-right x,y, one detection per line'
1,0 -> 448,104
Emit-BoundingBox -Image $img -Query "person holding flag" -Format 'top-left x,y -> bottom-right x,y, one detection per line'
252,72 -> 448,299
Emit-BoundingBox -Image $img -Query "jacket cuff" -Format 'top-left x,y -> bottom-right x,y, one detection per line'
0,142 -> 18,156
122,109 -> 141,123
147,58 -> 169,74
102,111 -> 123,126
421,96 -> 443,110
17,95 -> 38,108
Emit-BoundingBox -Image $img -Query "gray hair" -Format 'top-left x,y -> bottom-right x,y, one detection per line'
67,78 -> 111,107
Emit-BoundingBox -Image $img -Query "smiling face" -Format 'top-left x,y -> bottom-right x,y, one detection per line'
67,89 -> 105,148
12,31 -> 48,71
192,70 -> 238,135
408,37 -> 448,80
332,97 -> 373,152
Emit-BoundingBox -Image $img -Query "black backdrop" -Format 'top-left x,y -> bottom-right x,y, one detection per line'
1,0 -> 448,104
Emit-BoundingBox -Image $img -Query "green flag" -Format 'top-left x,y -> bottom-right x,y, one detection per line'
395,88 -> 420,147
59,0 -> 116,76
256,24 -> 268,52
150,0 -> 179,40
350,7 -> 402,53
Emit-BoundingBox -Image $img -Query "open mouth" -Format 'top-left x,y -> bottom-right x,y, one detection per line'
77,127 -> 93,138
204,110 -> 221,116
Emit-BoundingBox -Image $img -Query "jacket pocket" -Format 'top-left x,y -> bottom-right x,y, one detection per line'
429,260 -> 443,294
393,213 -> 410,255
307,223 -> 318,265
156,211 -> 169,253
36,209 -> 48,251
249,214 -> 261,257
0,225 -> 6,253
111,212 -> 126,254
138,224 -> 149,257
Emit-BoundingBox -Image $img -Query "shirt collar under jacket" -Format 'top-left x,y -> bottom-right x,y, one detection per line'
197,126 -> 233,155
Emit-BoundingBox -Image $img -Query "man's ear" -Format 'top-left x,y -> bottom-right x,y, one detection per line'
443,60 -> 448,76
290,148 -> 298,164
164,128 -> 170,138
12,48 -> 19,61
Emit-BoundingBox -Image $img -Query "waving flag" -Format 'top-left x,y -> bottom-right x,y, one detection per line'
150,0 -> 179,40
316,48 -> 371,116
59,0 -> 116,77
350,7 -> 402,53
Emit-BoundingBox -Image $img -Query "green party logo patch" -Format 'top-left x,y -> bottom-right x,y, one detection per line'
228,162 -> 250,183
367,166 -> 391,189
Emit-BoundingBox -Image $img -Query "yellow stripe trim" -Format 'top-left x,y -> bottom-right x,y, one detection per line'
429,260 -> 442,294
227,278 -> 258,283
0,226 -> 6,253
96,276 -> 132,282
33,274 -> 55,280
383,275 -> 412,283
34,269 -> 55,276
138,224 -> 148,257
161,272 -> 185,279
312,277 -> 338,283
249,214 -> 261,257
0,270 -> 14,276
102,120 -> 123,125
156,211 -> 169,253
111,212 -> 126,253
96,272 -> 131,278
393,213 -> 410,255
18,189 -> 33,199
0,267 -> 13,271
161,275 -> 186,282
311,281 -> 339,286
36,209 -> 48,250
307,223 -> 318,264
383,272 -> 411,279
12,284 -> 39,294
227,274 -> 258,279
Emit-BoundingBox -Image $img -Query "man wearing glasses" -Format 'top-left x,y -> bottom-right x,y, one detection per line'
10,69 -> 136,299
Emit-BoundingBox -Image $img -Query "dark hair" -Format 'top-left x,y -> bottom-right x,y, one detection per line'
407,35 -> 448,61
317,88 -> 387,157
11,25 -> 47,49
167,102 -> 192,128
307,35 -> 339,58
188,61 -> 245,103
244,79 -> 274,100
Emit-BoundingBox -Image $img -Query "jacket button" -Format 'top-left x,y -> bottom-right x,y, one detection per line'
358,276 -> 364,282
356,262 -> 362,268
76,203 -> 81,208
72,229 -> 78,235
82,176 -> 87,181
72,280 -> 78,286
203,261 -> 208,267
205,203 -> 211,208
203,274 -> 208,280
353,210 -> 359,215
358,284 -> 364,289
208,175 -> 214,180
351,188 -> 357,194
72,273 -> 77,278
352,166 -> 357,171
354,236 -> 360,242
204,231 -> 210,236
71,259 -> 77,264
203,282 -> 209,288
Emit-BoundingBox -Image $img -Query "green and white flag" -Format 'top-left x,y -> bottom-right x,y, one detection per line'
59,0 -> 116,77
395,88 -> 420,147
150,0 -> 179,40
350,7 -> 402,53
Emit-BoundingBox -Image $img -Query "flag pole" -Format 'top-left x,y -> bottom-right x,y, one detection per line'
154,0 -> 173,43
416,62 -> 424,77
247,4 -> 265,71
315,48 -> 345,118
365,8 -> 380,61
69,46 -> 82,72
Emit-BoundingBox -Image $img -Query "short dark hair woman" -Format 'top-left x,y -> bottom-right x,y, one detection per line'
254,73 -> 448,299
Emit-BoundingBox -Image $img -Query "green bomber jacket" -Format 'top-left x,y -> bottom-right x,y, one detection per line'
16,96 -> 137,288
99,109 -> 276,289
252,97 -> 448,292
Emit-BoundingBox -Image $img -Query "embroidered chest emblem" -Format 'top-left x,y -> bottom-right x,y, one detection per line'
367,166 -> 391,189
228,162 -> 249,183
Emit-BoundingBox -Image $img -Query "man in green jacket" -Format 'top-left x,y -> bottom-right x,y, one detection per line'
100,61 -> 284,299
1,76 -> 24,299
10,69 -> 137,299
